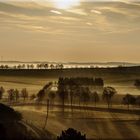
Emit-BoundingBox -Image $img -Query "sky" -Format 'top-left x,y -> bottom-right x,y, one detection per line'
0,0 -> 140,62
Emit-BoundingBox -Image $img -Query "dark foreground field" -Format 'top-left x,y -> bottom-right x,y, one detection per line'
0,66 -> 140,78
14,105 -> 140,140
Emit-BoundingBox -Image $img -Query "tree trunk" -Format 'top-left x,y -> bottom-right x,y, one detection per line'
62,98 -> 65,115
70,95 -> 73,115
43,99 -> 49,129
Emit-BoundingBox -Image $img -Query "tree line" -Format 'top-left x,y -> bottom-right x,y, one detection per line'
0,87 -> 29,103
58,77 -> 104,86
35,78 -> 140,115
0,78 -> 140,111
0,63 -> 64,69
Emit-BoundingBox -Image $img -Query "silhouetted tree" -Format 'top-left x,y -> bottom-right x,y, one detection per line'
17,64 -> 22,69
15,89 -> 19,102
7,89 -> 15,103
27,64 -> 30,69
91,91 -> 99,107
102,87 -> 117,108
30,64 -> 34,69
21,88 -> 28,101
69,85 -> 76,114
57,128 -> 86,140
57,81 -> 68,114
37,82 -> 53,102
59,64 -> 64,69
43,99 -> 50,129
37,89 -> 45,102
44,63 -> 48,69
50,64 -> 55,69
74,86 -> 82,107
37,64 -> 41,69
0,86 -> 5,100
136,96 -> 140,107
80,87 -> 90,107
30,94 -> 36,100
21,64 -> 25,69
122,94 -> 136,109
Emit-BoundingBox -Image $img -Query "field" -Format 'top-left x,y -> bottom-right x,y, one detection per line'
14,105 -> 140,140
0,67 -> 140,97
0,67 -> 140,139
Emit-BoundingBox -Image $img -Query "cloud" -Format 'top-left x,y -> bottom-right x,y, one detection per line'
50,10 -> 62,15
91,9 -> 102,14
66,9 -> 87,15
0,0 -> 140,35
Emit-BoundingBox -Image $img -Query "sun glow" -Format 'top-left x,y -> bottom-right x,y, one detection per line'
52,0 -> 80,9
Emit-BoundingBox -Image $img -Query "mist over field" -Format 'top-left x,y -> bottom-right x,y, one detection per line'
0,0 -> 140,139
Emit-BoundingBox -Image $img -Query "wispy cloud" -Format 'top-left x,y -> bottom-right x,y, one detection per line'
50,10 -> 62,15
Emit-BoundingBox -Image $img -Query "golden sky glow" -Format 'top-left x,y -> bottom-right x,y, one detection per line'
0,0 -> 140,62
52,0 -> 80,9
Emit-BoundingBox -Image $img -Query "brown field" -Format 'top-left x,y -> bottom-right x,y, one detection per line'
0,67 -> 140,139
14,105 -> 140,140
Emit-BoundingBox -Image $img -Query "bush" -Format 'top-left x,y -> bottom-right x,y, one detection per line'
57,128 -> 86,140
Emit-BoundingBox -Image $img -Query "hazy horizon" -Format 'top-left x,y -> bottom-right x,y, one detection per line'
0,0 -> 140,62
0,60 -> 140,64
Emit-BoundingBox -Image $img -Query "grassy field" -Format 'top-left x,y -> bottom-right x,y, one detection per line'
0,67 -> 140,139
0,67 -> 140,97
14,105 -> 140,140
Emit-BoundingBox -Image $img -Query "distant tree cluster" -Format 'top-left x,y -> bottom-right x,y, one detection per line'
58,77 -> 104,86
0,65 -> 9,69
0,87 -> 29,103
37,63 -> 63,69
57,77 -> 104,113
7,88 -> 28,103
122,94 -> 140,109
0,63 -> 64,69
